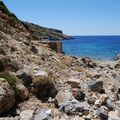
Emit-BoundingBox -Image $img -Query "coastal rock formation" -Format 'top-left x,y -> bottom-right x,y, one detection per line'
0,78 -> 15,115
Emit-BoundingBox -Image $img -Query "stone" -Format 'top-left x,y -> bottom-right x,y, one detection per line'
105,82 -> 116,93
59,101 -> 90,116
98,106 -> 108,120
114,63 -> 120,69
88,80 -> 103,92
0,78 -> 15,115
87,97 -> 96,105
55,90 -> 72,106
94,94 -> 107,107
74,90 -> 85,101
34,70 -> 48,76
18,72 -> 32,87
20,109 -> 34,120
67,78 -> 80,88
106,99 -> 114,110
16,84 -> 29,101
114,54 -> 120,60
108,111 -> 120,120
34,110 -> 51,120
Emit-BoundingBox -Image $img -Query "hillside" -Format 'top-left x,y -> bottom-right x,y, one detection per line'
0,1 -> 70,41
0,1 -> 120,120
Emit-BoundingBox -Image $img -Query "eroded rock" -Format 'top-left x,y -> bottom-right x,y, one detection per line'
0,78 -> 15,115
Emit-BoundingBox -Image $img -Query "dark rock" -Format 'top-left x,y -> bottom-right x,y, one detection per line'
117,88 -> 120,100
81,57 -> 97,68
98,106 -> 108,120
88,80 -> 103,92
30,45 -> 38,54
18,72 -> 32,87
74,90 -> 85,101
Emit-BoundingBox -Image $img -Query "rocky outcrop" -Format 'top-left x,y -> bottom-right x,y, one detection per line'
0,78 -> 15,115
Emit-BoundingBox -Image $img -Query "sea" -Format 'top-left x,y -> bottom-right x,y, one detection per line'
62,36 -> 120,60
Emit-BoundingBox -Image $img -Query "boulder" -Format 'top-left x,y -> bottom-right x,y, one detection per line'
88,80 -> 103,92
16,84 -> 29,101
20,109 -> 34,120
0,78 -> 15,115
55,90 -> 72,106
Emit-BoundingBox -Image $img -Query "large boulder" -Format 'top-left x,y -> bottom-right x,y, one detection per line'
0,78 -> 15,115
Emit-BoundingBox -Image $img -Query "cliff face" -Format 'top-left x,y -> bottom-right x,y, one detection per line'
0,1 -> 69,41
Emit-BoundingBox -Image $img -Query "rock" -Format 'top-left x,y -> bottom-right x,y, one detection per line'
20,109 -> 34,120
114,54 -> 120,60
18,72 -> 32,87
32,73 -> 58,101
34,110 -> 51,120
105,82 -> 116,93
61,102 -> 76,115
55,90 -> 72,106
115,63 -> 120,69
67,78 -> 80,88
16,84 -> 29,101
88,80 -> 103,92
117,88 -> 120,100
48,97 -> 55,103
106,99 -> 114,110
30,45 -> 38,54
59,101 -> 90,116
98,106 -> 108,120
87,97 -> 96,105
81,57 -> 97,68
108,111 -> 120,120
97,94 -> 107,105
34,70 -> 47,76
74,90 -> 85,101
0,78 -> 15,115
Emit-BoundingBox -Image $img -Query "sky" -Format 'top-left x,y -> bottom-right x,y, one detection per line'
3,0 -> 120,35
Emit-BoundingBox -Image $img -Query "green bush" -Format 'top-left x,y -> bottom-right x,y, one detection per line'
0,71 -> 16,90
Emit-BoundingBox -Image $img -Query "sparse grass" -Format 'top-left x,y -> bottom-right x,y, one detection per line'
0,71 -> 16,90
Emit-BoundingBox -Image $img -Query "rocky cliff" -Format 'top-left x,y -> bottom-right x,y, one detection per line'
0,1 -> 70,41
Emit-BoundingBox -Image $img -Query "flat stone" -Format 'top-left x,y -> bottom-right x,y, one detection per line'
20,109 -> 34,120
67,78 -> 80,88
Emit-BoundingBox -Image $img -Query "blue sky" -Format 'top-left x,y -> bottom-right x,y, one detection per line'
3,0 -> 120,35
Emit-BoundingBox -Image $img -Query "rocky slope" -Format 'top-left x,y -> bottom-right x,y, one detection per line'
0,1 -> 120,120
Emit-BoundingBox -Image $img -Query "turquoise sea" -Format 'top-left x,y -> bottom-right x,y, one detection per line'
63,36 -> 120,60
